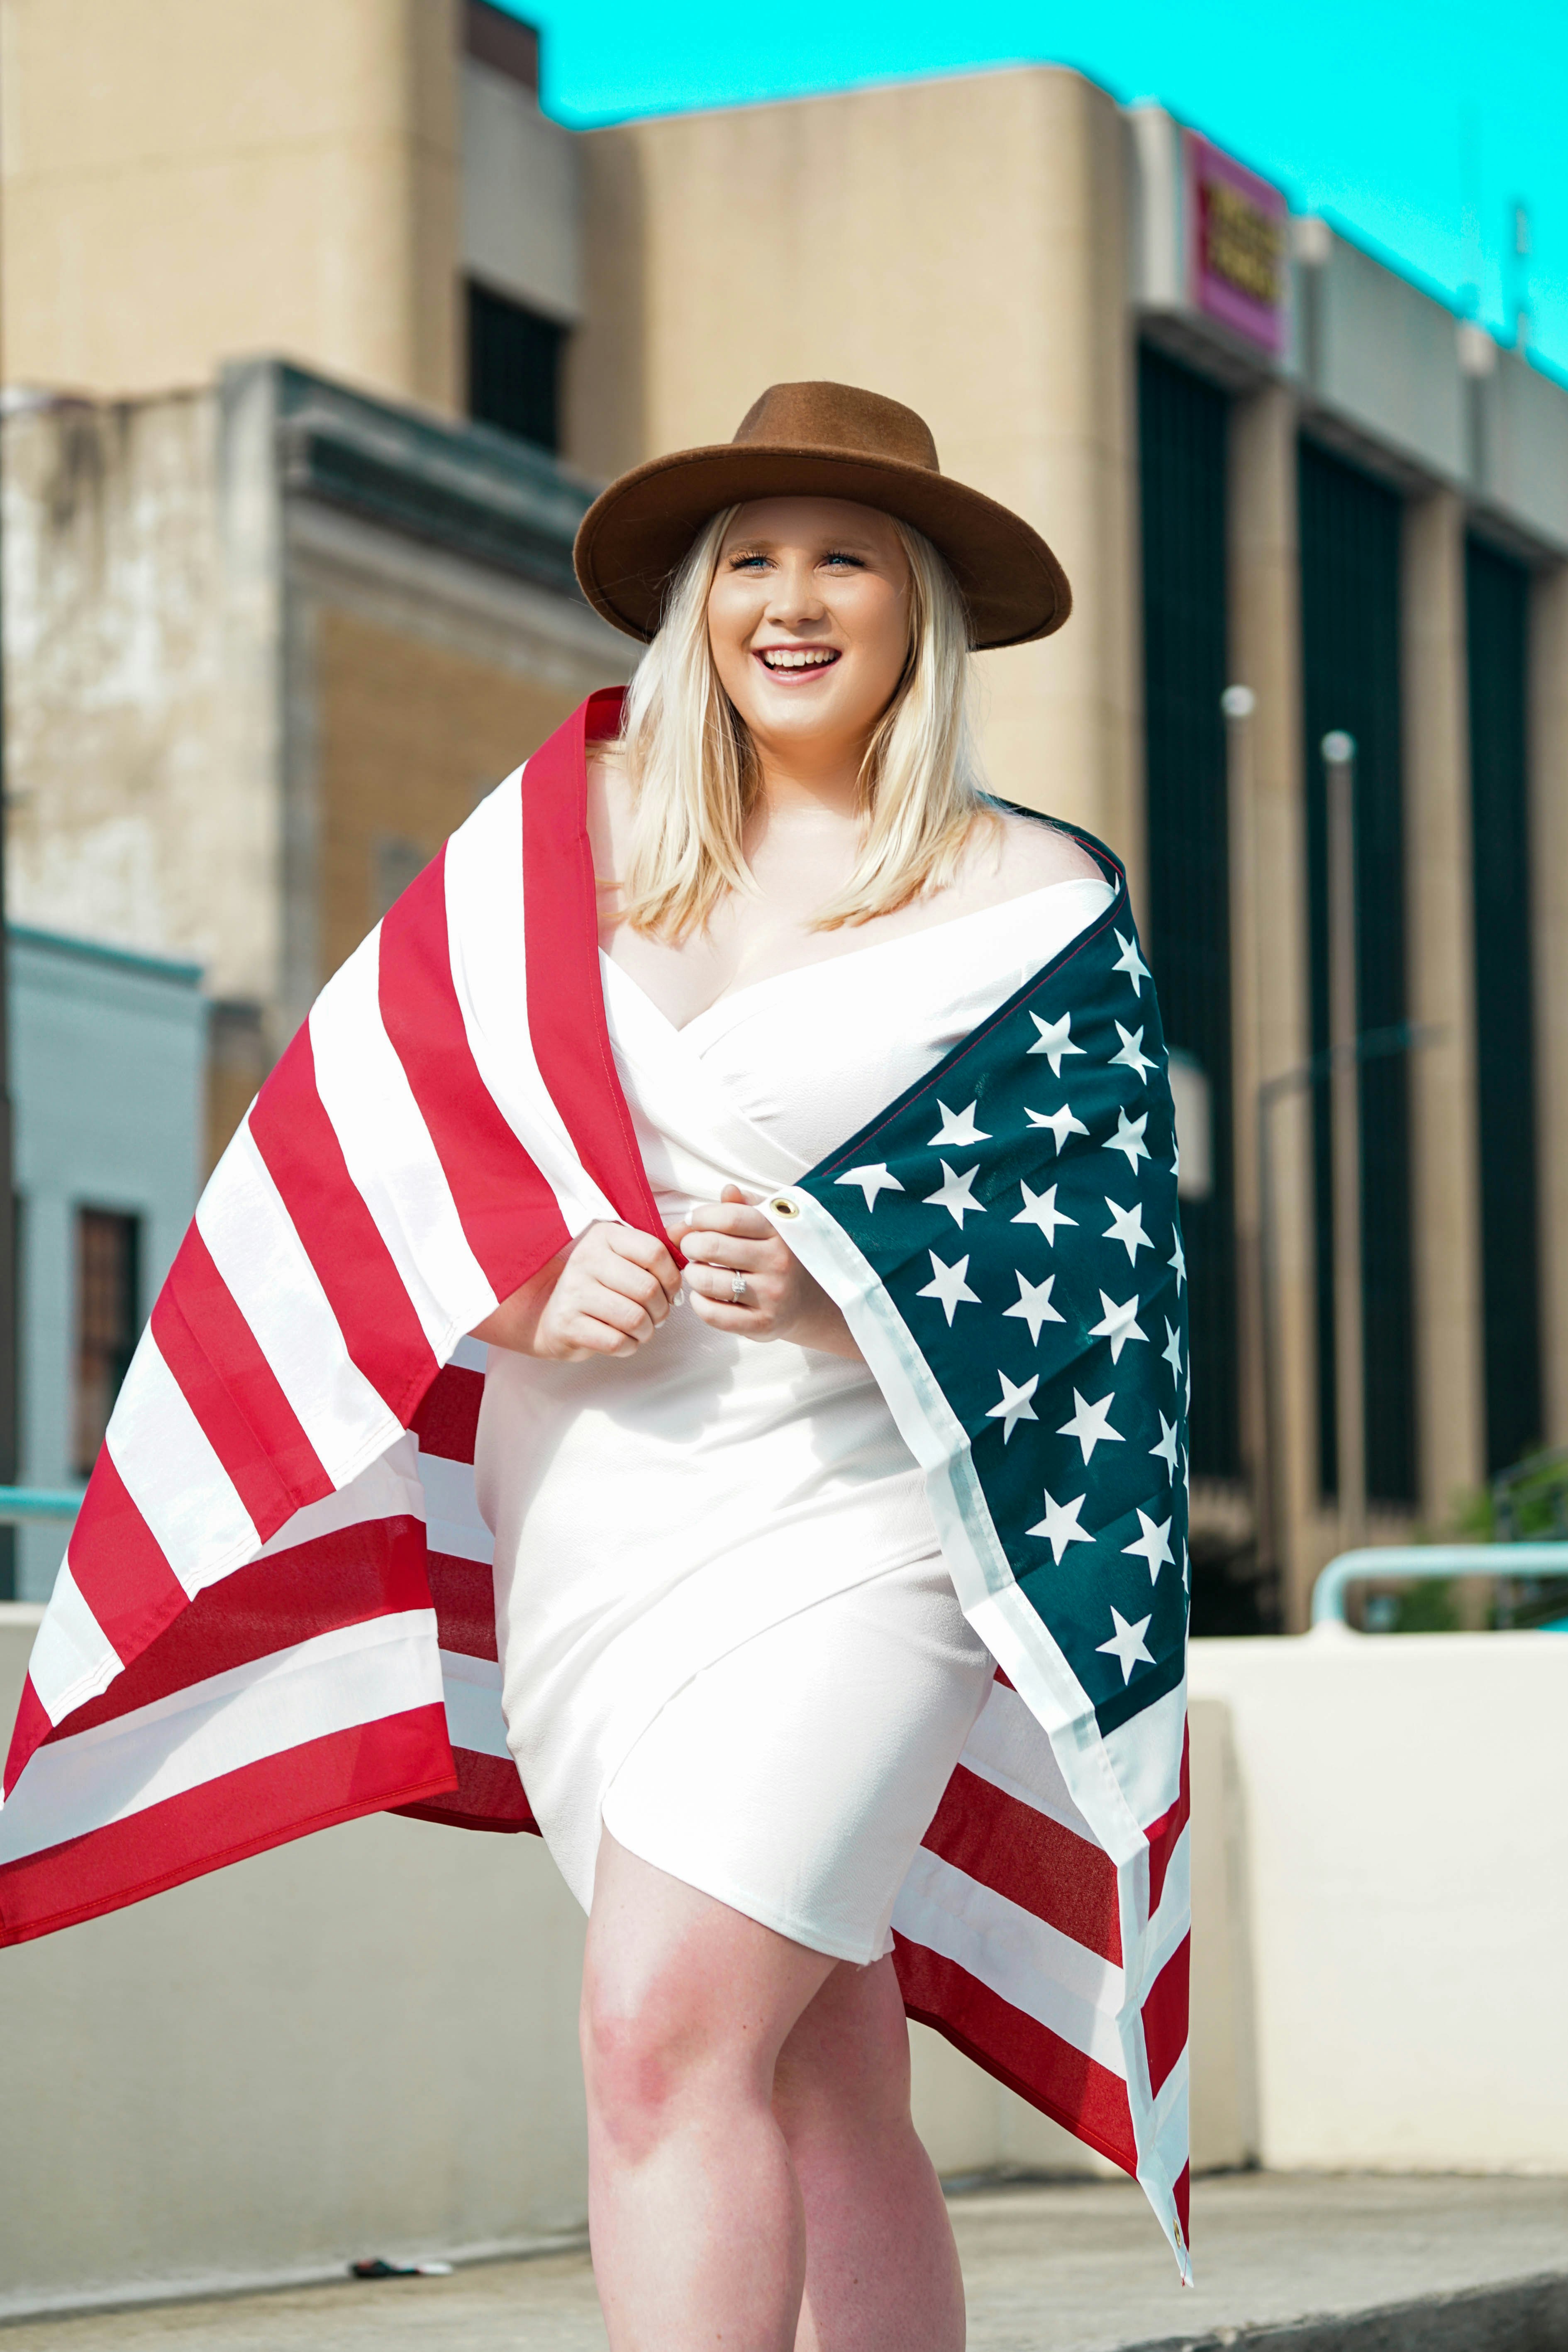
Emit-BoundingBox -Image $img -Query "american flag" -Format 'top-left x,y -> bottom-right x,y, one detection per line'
0,690 -> 1190,2274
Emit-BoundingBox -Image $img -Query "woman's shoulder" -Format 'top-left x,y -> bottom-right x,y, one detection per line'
965,804 -> 1108,900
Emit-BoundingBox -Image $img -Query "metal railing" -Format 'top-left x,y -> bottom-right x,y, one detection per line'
0,1485 -> 83,1528
1311,1544 -> 1568,1629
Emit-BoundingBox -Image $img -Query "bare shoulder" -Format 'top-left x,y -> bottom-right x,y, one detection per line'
585,746 -> 634,881
978,806 -> 1106,895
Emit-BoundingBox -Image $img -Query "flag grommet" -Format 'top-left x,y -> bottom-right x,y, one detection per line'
771,1196 -> 801,1217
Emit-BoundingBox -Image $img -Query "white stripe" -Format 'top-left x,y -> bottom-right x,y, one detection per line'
447,1333 -> 489,1375
1143,1822 -> 1191,1984
309,929 -> 497,1355
0,1612 -> 442,1864
958,1679 -> 1098,1844
19,1561 -> 120,1728
255,1438 -> 427,1560
439,1650 -> 510,1759
105,1331 -> 259,1596
197,1121 -> 400,1479
892,1845 -> 1126,2076
443,774 -> 617,1238
417,1451 -> 494,1564
1101,1677 -> 1188,1828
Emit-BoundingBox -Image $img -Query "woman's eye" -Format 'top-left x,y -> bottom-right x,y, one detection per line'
730,554 -> 769,571
823,552 -> 864,570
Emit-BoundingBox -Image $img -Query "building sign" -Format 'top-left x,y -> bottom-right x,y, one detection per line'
1185,132 -> 1287,356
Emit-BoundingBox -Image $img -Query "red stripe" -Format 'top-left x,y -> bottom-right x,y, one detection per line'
519,691 -> 666,1233
412,1363 -> 484,1464
248,1025 -> 437,1422
378,851 -> 569,1298
153,1227 -> 332,1541
67,1449 -> 188,1668
35,1520 -> 432,1741
1142,1932 -> 1189,2099
396,1748 -> 536,1834
923,1763 -> 1122,1965
1144,1723 -> 1190,1918
0,1708 -> 455,1949
893,1933 -> 1136,2174
425,1551 -> 498,1662
2,1678 -> 49,1800
1175,2162 -> 1190,2242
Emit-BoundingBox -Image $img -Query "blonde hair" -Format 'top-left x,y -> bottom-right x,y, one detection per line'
609,505 -> 993,938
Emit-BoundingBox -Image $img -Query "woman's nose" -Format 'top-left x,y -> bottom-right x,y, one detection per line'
764,559 -> 827,627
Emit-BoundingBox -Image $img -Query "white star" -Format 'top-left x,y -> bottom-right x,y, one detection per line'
927,1098 -> 990,1148
917,1250 -> 980,1325
986,1369 -> 1040,1443
1111,1022 -> 1158,1082
1027,1486 -> 1095,1565
1012,1181 -> 1077,1245
1057,1388 -> 1124,1462
924,1161 -> 985,1228
1026,1100 -> 1090,1154
1004,1268 -> 1065,1343
1102,1196 -> 1152,1263
1162,1319 -> 1184,1384
1113,930 -> 1151,996
1182,1540 -> 1190,1593
836,1164 -> 904,1211
1168,1229 -> 1187,1292
1185,1352 -> 1192,1413
1150,1411 -> 1180,1477
1171,1136 -> 1182,1181
1097,1606 -> 1155,1684
1104,1108 -> 1151,1171
1028,1012 -> 1084,1076
1088,1289 -> 1148,1363
1122,1508 -> 1175,1583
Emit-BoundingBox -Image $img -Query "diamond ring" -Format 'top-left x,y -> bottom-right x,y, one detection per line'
730,1268 -> 749,1303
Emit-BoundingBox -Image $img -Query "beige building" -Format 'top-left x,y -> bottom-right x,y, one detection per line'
4,0 -> 1568,1629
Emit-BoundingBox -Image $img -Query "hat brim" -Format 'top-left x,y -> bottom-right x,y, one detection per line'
573,443 -> 1071,652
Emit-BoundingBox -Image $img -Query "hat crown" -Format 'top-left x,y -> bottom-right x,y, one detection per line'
731,381 -> 940,475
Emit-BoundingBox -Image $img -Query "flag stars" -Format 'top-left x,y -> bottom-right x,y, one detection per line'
1057,1388 -> 1124,1463
1028,1012 -> 1084,1076
1162,1319 -> 1184,1385
927,1099 -> 990,1149
1097,1607 -> 1155,1685
1122,1508 -> 1174,1583
1013,1181 -> 1077,1245
924,1161 -> 986,1228
1168,1228 -> 1187,1293
1027,1487 -> 1095,1564
986,1370 -> 1040,1444
1102,1197 -> 1152,1264
1026,1101 -> 1089,1155
1150,1411 -> 1181,1478
1104,1108 -> 1151,1171
1113,930 -> 1151,996
836,1164 -> 903,1212
1111,1022 -> 1158,1082
917,1250 -> 980,1326
1004,1268 -> 1065,1343
1088,1289 -> 1147,1363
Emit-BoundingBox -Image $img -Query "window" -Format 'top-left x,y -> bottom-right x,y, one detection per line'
74,1208 -> 141,1479
467,281 -> 567,454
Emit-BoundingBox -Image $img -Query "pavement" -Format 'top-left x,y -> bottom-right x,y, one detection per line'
4,2173 -> 1566,2351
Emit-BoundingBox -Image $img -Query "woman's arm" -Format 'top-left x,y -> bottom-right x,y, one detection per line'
671,1188 -> 863,1361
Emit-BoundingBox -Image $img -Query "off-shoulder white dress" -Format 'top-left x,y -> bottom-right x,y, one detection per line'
476,875 -> 1113,1963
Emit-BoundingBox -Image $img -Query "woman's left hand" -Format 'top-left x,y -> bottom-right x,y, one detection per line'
671,1186 -> 863,1359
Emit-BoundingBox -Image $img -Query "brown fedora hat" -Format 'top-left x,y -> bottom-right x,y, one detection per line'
573,381 -> 1071,652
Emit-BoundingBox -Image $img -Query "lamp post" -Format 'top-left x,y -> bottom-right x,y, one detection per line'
1321,729 -> 1366,1549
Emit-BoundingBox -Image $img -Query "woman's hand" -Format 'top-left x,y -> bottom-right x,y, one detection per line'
472,1222 -> 681,1361
671,1186 -> 862,1361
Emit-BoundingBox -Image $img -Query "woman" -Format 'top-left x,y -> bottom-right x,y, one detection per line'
472,382 -> 1115,2350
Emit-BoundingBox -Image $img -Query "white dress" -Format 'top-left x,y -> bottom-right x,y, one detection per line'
476,875 -> 1114,1964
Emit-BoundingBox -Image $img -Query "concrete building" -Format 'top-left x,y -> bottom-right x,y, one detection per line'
3,0 -> 1568,1628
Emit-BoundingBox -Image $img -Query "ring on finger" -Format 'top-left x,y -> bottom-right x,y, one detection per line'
729,1267 -> 749,1303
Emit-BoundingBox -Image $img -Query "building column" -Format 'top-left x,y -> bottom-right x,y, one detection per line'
1401,491 -> 1485,1522
1227,383 -> 1317,1627
1529,560 -> 1568,1445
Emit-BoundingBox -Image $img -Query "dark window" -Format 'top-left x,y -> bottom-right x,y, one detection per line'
1466,537 -> 1542,1474
467,281 -> 566,454
1137,344 -> 1239,1483
74,1208 -> 141,1479
1298,440 -> 1416,1506
465,1 -> 539,90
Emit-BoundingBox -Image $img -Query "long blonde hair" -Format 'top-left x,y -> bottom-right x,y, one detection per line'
610,506 -> 993,938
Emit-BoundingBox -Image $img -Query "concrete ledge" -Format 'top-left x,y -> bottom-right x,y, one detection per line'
1128,2269 -> 1568,2351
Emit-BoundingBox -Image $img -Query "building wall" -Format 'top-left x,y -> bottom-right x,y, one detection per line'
9,930 -> 205,1602
0,0 -> 462,412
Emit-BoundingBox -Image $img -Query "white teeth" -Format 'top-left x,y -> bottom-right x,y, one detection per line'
761,649 -> 837,669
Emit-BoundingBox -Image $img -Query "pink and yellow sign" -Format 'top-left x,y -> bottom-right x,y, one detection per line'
1184,133 -> 1288,356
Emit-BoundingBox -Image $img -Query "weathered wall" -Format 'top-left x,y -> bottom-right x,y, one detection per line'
0,0 -> 461,412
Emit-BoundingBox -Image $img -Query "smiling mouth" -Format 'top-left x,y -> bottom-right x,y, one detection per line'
756,647 -> 841,673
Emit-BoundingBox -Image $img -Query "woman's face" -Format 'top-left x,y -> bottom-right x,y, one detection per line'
707,497 -> 912,763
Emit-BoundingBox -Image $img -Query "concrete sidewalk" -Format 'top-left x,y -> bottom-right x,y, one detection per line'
6,2172 -> 1567,2350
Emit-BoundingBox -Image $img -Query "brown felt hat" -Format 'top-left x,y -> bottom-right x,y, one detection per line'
573,381 -> 1071,652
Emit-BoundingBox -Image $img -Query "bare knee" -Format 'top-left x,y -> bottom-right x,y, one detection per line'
580,1951 -> 715,2162
773,1957 -> 913,2149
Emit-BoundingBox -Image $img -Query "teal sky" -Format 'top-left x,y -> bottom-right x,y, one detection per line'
502,0 -> 1568,383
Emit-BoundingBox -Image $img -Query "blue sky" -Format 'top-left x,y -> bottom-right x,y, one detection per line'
502,0 -> 1568,382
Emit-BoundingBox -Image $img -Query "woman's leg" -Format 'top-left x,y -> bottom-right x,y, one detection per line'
582,1827 -> 838,2350
774,1956 -> 965,2352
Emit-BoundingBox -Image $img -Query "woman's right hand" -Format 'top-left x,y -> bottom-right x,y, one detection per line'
471,1222 -> 682,1361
